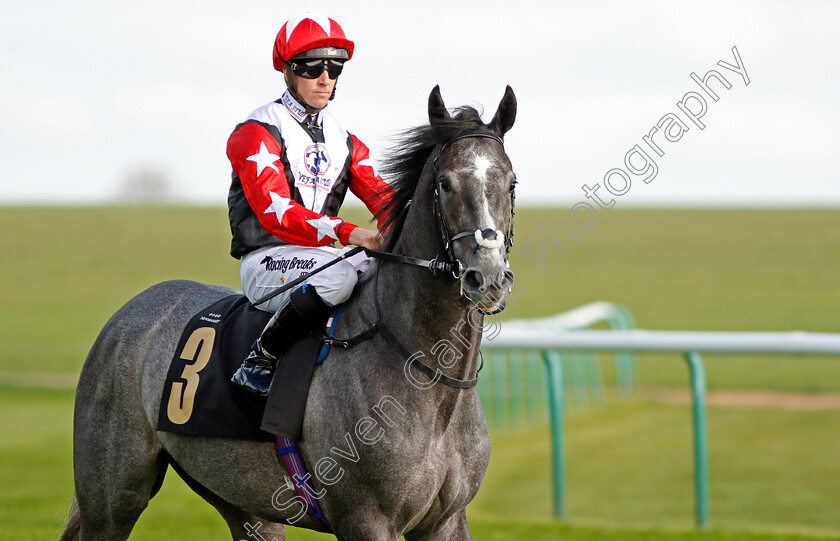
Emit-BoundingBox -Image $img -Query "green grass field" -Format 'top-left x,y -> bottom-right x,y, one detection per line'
1,206 -> 839,540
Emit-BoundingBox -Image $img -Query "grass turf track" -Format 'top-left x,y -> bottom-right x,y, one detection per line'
3,387 -> 839,540
2,206 -> 839,390
0,206 -> 839,539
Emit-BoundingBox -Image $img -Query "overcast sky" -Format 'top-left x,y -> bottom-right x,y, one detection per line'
1,0 -> 838,206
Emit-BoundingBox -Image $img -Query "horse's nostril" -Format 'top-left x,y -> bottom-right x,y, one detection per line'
491,268 -> 515,289
463,269 -> 485,292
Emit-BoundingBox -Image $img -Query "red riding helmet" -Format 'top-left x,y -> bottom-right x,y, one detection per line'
273,13 -> 355,71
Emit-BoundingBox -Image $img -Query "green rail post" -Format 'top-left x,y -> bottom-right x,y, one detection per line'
605,303 -> 637,395
526,350 -> 542,422
568,352 -> 589,410
477,351 -> 491,422
584,351 -> 605,404
481,351 -> 495,426
684,351 -> 710,528
543,349 -> 566,518
494,351 -> 509,427
509,350 -> 524,424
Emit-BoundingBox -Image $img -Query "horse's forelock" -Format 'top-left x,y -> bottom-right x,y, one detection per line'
374,107 -> 490,250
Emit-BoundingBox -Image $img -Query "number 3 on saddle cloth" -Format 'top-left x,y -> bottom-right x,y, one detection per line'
157,294 -> 344,442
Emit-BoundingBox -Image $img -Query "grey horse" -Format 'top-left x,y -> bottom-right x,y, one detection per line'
61,85 -> 517,540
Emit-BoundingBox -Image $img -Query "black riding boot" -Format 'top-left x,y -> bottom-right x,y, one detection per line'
231,285 -> 331,396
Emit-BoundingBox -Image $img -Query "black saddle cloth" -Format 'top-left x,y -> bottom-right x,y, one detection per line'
157,294 -> 274,440
157,293 -> 341,441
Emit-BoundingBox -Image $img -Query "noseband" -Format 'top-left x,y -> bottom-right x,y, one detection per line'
253,128 -> 516,389
311,130 -> 517,390
432,130 -> 516,277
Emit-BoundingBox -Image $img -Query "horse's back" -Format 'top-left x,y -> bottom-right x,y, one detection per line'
71,280 -> 244,538
77,279 -> 239,430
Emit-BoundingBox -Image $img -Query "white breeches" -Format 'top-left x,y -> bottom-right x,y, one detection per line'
240,245 -> 372,313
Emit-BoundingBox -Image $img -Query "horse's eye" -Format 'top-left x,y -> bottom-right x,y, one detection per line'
509,179 -> 518,193
439,177 -> 452,193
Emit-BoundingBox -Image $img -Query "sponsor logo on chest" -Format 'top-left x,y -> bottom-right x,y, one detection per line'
295,143 -> 335,192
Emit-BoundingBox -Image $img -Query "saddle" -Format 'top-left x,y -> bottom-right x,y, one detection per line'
157,294 -> 343,441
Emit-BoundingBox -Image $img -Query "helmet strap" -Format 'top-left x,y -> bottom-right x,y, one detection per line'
285,67 -> 302,93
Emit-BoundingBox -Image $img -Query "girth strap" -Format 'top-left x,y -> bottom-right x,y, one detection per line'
274,436 -> 332,533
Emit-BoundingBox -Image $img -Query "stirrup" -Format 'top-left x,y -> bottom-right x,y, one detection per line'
232,286 -> 331,396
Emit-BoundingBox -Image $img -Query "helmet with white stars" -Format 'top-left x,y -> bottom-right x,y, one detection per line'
273,12 -> 354,71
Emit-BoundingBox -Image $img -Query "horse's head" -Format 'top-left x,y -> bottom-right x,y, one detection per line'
428,85 -> 517,314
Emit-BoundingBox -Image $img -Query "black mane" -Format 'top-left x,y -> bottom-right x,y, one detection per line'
374,106 -> 489,249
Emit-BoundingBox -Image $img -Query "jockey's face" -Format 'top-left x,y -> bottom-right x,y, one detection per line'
283,64 -> 336,114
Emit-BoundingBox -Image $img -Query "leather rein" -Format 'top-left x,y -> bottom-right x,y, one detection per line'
258,129 -> 514,389
360,130 -> 515,279
324,129 -> 515,389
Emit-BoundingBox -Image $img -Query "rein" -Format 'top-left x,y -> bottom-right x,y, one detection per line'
361,247 -> 460,275
257,129 -> 514,389
251,245 -> 462,309
323,258 -> 481,389
325,129 -> 513,389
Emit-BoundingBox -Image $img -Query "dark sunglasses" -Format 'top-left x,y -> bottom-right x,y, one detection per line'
286,58 -> 345,79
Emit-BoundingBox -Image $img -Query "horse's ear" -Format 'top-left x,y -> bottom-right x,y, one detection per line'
428,85 -> 450,124
490,85 -> 517,136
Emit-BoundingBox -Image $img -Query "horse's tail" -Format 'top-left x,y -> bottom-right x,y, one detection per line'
58,495 -> 81,541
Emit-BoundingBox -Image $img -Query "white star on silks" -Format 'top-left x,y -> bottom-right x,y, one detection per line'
247,142 -> 280,177
264,191 -> 293,224
306,216 -> 343,242
359,157 -> 380,178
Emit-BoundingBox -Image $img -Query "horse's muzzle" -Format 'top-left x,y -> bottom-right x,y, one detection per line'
461,266 -> 516,314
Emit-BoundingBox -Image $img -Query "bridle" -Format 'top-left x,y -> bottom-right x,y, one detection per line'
431,130 -> 516,278
256,129 -> 517,389
323,129 -> 516,389
360,128 -> 516,281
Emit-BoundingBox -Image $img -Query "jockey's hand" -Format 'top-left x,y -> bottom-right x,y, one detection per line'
348,227 -> 384,250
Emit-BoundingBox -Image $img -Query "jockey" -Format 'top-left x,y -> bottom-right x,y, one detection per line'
227,12 -> 392,395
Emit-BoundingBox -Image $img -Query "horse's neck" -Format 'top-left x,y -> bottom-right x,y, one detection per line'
375,189 -> 483,382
